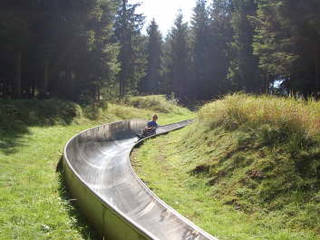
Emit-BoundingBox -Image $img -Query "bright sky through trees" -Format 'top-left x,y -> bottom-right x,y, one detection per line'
130,0 -> 196,35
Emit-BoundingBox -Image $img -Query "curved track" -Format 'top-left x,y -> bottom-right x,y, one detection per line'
62,119 -> 217,240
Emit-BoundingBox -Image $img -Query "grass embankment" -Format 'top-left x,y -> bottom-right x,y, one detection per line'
132,94 -> 320,240
0,95 -> 193,240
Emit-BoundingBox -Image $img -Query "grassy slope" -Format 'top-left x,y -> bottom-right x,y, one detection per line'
133,94 -> 320,240
0,96 -> 193,240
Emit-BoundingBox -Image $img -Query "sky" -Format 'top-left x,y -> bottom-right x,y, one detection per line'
129,0 -> 196,36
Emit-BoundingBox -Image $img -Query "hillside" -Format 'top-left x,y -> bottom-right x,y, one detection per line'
133,94 -> 320,239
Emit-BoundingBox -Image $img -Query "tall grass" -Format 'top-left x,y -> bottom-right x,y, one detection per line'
133,124 -> 319,239
198,94 -> 320,137
124,95 -> 187,114
179,93 -> 320,234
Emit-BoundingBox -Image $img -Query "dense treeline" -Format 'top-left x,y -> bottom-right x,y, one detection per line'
0,0 -> 121,101
1,0 -> 319,101
160,0 -> 320,100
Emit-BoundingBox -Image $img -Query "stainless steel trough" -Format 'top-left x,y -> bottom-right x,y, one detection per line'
62,119 -> 217,240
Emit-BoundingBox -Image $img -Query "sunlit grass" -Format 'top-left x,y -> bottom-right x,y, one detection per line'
125,95 -> 190,115
132,127 -> 319,240
199,93 -> 320,136
0,95 -> 193,240
0,125 -> 98,240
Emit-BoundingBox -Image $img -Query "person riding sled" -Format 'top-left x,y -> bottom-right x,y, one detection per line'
137,114 -> 158,139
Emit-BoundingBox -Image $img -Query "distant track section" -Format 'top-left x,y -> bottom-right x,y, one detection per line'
62,119 -> 218,240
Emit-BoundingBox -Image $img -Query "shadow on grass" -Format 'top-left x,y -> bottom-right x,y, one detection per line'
0,129 -> 29,155
0,99 -> 79,155
57,157 -> 101,240
178,97 -> 208,112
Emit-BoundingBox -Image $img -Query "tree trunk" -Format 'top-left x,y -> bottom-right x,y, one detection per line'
314,52 -> 320,97
66,66 -> 73,99
265,74 -> 269,94
40,59 -> 49,98
15,51 -> 22,98
120,74 -> 125,98
97,85 -> 100,102
43,60 -> 49,96
31,79 -> 35,98
120,78 -> 123,98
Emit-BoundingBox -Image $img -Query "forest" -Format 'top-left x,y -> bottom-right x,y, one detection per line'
1,0 -> 320,102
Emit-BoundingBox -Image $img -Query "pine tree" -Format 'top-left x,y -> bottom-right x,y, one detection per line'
252,0 -> 295,93
164,12 -> 191,99
85,0 -> 120,101
114,0 -> 145,97
206,0 -> 233,98
191,0 -> 211,99
141,19 -> 163,94
253,0 -> 320,96
228,0 -> 263,93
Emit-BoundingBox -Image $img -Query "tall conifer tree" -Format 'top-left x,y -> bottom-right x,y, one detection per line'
228,0 -> 263,93
191,0 -> 211,99
206,0 -> 233,98
114,0 -> 145,97
164,12 -> 191,98
141,19 -> 163,94
253,0 -> 320,96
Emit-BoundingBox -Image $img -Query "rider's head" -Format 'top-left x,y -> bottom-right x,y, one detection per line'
152,114 -> 158,121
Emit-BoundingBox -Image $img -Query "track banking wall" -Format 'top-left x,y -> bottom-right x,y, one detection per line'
62,119 -> 217,240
